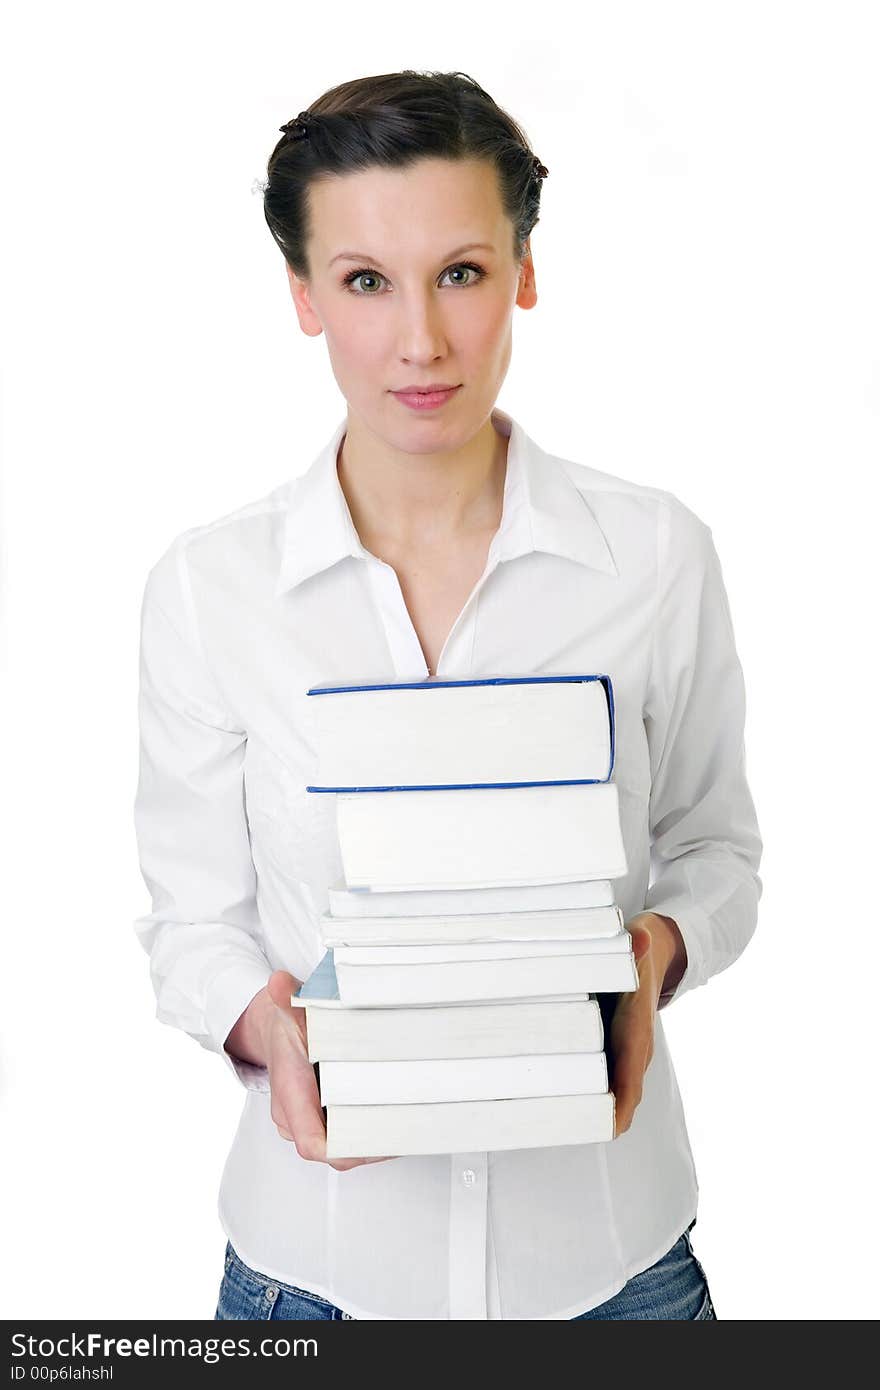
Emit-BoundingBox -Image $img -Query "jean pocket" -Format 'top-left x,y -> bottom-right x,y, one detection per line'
682,1229 -> 717,1320
682,1229 -> 711,1287
694,1286 -> 717,1320
215,1244 -> 338,1321
216,1253 -> 278,1321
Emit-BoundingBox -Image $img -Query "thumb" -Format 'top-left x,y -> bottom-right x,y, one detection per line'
627,922 -> 653,965
267,968 -> 303,1012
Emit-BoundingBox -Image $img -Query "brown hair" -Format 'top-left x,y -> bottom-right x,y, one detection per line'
262,69 -> 549,280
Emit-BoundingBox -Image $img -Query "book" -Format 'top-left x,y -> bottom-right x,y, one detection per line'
328,917 -> 625,961
320,903 -> 624,946
317,1051 -> 609,1105
304,995 -> 605,1062
306,674 -> 614,791
335,781 -> 627,890
326,878 -> 617,917
333,949 -> 638,1005
331,927 -> 632,965
324,1092 -> 616,1158
293,949 -> 599,1010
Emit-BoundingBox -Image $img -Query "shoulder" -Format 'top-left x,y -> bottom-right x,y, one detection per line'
143,478 -> 292,606
550,447 -> 713,566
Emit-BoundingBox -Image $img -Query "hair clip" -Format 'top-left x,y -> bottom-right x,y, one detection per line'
532,155 -> 549,180
280,111 -> 313,141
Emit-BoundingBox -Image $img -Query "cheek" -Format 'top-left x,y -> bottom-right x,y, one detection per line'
324,308 -> 380,371
456,298 -> 511,360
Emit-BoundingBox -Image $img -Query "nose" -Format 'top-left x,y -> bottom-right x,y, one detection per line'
395,289 -> 449,366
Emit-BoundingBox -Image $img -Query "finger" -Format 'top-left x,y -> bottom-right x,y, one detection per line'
267,969 -> 304,1012
328,1155 -> 399,1171
628,923 -> 654,966
608,997 -> 653,1134
271,1044 -> 328,1162
267,970 -> 310,1052
613,1073 -> 643,1134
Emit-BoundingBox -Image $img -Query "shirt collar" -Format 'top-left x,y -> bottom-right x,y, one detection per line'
274,406 -> 618,597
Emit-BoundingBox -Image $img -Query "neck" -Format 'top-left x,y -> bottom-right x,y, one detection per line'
336,413 -> 508,553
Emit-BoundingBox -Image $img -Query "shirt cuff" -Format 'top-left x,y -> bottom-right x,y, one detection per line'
642,894 -> 712,1006
203,960 -> 275,1093
223,1052 -> 271,1093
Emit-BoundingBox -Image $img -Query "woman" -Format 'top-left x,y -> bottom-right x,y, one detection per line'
133,69 -> 761,1320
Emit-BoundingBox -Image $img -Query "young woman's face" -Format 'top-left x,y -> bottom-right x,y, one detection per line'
287,156 -> 537,453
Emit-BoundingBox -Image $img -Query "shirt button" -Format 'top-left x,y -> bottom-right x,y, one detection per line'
462,1168 -> 476,1186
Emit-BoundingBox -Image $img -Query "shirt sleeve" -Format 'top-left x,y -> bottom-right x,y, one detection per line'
642,497 -> 763,1005
132,534 -> 273,1092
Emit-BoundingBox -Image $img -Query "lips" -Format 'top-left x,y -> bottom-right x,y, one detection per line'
393,384 -> 459,393
391,385 -> 462,411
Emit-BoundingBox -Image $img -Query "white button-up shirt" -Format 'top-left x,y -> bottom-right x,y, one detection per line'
133,406 -> 762,1320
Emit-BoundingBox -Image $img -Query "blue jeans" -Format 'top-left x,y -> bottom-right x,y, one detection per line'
214,1219 -> 716,1320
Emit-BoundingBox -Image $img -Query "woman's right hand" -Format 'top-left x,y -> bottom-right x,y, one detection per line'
230,969 -> 397,1172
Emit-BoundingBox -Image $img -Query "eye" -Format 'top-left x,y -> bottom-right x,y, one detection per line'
442,261 -> 485,288
343,268 -> 384,295
341,260 -> 487,295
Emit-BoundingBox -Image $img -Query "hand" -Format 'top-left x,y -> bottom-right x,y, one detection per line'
605,912 -> 684,1138
228,970 -> 397,1172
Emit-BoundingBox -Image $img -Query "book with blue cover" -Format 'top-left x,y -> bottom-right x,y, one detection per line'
305,673 -> 615,792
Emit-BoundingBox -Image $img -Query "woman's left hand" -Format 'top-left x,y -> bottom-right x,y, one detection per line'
607,912 -> 685,1137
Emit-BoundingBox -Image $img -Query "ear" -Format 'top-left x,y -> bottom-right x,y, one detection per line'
515,238 -> 537,311
285,261 -> 324,338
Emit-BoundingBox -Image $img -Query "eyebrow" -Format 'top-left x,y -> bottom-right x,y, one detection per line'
328,242 -> 496,270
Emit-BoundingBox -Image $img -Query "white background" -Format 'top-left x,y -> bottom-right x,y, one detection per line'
1,1 -> 877,1321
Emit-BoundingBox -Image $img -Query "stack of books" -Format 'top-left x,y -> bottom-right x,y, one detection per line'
293,675 -> 635,1158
